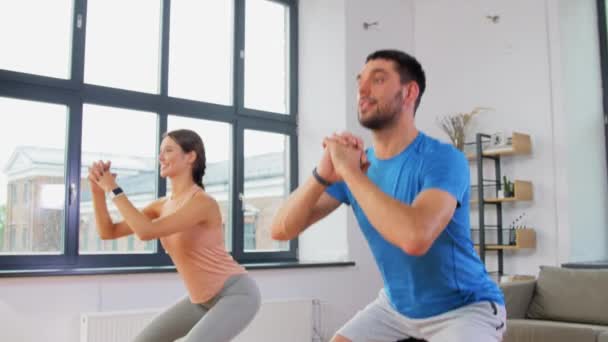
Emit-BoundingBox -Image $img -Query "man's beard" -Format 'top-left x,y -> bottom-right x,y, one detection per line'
358,90 -> 402,130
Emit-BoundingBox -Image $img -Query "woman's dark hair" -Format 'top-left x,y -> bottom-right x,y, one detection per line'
163,129 -> 206,189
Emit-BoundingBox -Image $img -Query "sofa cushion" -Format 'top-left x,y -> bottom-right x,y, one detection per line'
500,279 -> 536,319
505,319 -> 608,342
527,266 -> 608,325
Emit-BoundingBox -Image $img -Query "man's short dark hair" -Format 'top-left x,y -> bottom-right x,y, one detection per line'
366,50 -> 426,113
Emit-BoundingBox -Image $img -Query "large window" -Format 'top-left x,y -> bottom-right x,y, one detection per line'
244,0 -> 291,114
169,1 -> 234,105
242,129 -> 290,253
0,98 -> 68,256
79,104 -> 158,255
0,0 -> 298,271
0,1 -> 74,79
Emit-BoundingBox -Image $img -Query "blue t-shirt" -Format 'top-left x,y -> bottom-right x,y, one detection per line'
326,132 -> 504,318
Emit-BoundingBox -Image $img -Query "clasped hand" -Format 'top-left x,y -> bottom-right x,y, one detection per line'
88,160 -> 118,194
317,132 -> 370,183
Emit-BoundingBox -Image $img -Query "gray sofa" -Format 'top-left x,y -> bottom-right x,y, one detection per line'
501,266 -> 608,342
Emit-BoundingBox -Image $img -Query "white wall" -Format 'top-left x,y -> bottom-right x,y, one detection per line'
297,0 -> 350,262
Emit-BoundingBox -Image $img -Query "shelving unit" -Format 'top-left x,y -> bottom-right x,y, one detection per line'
468,132 -> 535,275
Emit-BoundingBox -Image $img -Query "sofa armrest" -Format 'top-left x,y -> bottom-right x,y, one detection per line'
499,279 -> 536,319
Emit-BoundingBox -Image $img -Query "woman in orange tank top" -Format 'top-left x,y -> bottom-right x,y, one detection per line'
88,129 -> 260,342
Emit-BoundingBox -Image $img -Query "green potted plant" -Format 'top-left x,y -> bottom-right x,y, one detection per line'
502,176 -> 514,198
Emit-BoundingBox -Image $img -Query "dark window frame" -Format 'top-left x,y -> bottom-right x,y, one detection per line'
597,0 -> 608,174
0,0 -> 299,272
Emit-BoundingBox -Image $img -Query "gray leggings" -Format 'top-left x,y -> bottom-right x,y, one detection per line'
133,274 -> 261,342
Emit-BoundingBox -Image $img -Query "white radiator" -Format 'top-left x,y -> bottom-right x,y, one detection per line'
80,299 -> 315,342
80,309 -> 159,342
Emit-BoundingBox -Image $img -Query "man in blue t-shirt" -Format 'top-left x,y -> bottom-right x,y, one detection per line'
271,50 -> 505,342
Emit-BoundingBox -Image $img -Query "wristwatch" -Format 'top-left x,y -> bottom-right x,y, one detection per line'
312,167 -> 332,187
108,187 -> 124,200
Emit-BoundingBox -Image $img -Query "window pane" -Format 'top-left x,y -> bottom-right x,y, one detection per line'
167,116 -> 233,251
84,0 -> 162,93
79,104 -> 157,254
0,98 -> 68,255
0,1 -> 73,78
169,1 -> 233,105
243,130 -> 290,252
244,0 -> 290,114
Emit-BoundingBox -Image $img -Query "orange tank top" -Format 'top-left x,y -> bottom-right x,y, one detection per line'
160,184 -> 246,303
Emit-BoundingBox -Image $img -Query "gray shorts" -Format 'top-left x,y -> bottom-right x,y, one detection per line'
337,289 -> 506,342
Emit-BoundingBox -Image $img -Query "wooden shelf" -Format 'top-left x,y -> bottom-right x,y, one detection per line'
467,132 -> 531,160
471,180 -> 533,204
475,228 -> 536,250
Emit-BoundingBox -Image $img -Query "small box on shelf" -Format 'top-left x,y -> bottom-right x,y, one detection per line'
511,228 -> 536,248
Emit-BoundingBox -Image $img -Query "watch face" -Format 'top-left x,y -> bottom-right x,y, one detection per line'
110,187 -> 123,198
